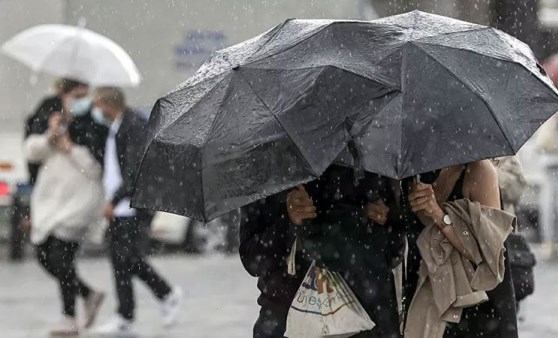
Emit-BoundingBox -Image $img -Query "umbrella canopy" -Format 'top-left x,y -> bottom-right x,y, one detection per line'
132,11 -> 558,221
2,24 -> 141,87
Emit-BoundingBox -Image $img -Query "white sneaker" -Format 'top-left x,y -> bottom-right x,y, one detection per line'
83,291 -> 105,328
50,315 -> 79,336
94,315 -> 135,337
161,286 -> 183,328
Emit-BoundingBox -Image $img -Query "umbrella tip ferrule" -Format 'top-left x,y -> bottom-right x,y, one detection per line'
232,65 -> 240,71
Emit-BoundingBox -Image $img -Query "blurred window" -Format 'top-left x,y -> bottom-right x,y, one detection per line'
540,0 -> 558,26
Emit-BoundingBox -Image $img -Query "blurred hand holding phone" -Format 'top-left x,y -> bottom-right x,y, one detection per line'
47,112 -> 70,140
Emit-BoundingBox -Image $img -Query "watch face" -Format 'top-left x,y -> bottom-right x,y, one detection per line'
443,214 -> 452,225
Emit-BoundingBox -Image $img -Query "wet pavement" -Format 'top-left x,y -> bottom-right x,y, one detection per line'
0,253 -> 556,337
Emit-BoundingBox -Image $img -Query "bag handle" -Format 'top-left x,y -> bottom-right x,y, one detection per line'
287,239 -> 297,276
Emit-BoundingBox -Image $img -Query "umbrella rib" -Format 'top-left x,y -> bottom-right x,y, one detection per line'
33,33 -> 77,74
398,47 -> 408,177
154,73 -> 232,143
169,22 -> 295,105
414,39 -> 554,94
236,70 -> 321,177
413,43 -> 516,153
413,26 -> 490,43
244,63 -> 397,91
244,23 -> 331,66
248,19 -> 293,60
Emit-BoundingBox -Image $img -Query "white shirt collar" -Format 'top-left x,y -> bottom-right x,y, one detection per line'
109,112 -> 124,135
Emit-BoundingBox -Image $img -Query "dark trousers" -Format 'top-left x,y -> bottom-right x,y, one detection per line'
108,217 -> 171,320
36,236 -> 91,317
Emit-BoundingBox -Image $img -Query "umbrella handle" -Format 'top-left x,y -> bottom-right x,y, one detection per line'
347,140 -> 364,183
414,174 -> 422,185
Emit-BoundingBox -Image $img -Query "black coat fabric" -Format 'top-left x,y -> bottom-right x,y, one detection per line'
111,110 -> 147,206
24,96 -> 108,184
240,165 -> 403,337
25,96 -> 62,184
110,110 -> 153,221
25,96 -> 62,137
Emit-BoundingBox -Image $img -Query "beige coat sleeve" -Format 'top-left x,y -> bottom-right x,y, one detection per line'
24,134 -> 53,164
445,200 -> 515,291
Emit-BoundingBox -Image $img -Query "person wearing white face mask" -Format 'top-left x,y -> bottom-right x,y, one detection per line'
26,79 -> 109,182
23,78 -> 110,336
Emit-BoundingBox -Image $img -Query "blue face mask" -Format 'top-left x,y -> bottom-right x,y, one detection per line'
71,97 -> 91,116
91,106 -> 109,125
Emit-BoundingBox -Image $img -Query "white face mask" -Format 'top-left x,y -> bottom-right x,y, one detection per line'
91,106 -> 109,125
70,97 -> 92,116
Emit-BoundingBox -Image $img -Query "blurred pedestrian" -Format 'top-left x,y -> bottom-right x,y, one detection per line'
240,165 -> 403,338
493,157 -> 527,215
402,161 -> 518,338
92,87 -> 183,335
494,156 -> 535,323
24,87 -> 107,335
536,54 -> 558,153
25,78 -> 107,184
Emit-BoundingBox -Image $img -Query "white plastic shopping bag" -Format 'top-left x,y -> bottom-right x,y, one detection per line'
285,261 -> 375,338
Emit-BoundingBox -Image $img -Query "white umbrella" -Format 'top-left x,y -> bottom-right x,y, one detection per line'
1,23 -> 141,87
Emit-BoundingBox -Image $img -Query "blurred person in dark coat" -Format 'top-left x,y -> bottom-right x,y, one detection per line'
240,165 -> 403,338
25,78 -> 108,184
92,87 -> 183,335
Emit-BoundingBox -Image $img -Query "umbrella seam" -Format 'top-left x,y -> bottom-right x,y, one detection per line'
1,26 -> 76,72
348,91 -> 402,176
244,23 -> 332,67
248,19 -> 293,61
34,34 -> 78,75
398,44 -> 409,178
414,39 -> 551,91
154,73 -> 231,143
329,27 -> 400,90
143,75 -> 233,220
195,75 -> 238,220
236,69 -> 322,177
242,64 -> 397,91
412,26 -> 491,43
169,19 -> 296,93
414,35 -> 522,66
162,21 -> 297,132
411,43 -> 516,153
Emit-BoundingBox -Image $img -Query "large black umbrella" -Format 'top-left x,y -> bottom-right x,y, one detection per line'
132,11 -> 558,221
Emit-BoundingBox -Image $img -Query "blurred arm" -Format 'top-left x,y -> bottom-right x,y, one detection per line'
111,118 -> 145,206
496,156 -> 527,207
239,193 -> 295,277
23,134 -> 53,163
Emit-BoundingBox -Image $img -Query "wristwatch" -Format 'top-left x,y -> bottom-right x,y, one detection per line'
439,214 -> 452,229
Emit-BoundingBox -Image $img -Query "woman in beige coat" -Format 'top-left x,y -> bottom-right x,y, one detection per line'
401,160 -> 518,338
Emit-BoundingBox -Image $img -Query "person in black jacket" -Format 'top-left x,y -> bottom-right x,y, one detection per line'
240,165 -> 403,338
23,78 -> 109,336
92,87 -> 183,335
25,78 -> 108,183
